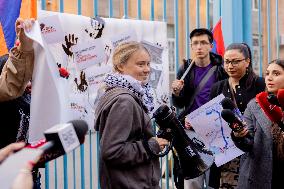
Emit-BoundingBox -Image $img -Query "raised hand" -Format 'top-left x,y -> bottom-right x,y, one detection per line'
15,18 -> 35,51
172,79 -> 184,96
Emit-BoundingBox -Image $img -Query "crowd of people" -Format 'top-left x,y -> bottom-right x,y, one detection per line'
1,15 -> 284,189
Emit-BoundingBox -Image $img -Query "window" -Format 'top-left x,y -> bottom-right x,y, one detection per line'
168,38 -> 175,73
252,0 -> 259,11
252,36 -> 260,75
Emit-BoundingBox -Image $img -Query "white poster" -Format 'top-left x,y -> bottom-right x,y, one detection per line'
186,94 -> 244,167
28,10 -> 169,142
73,38 -> 106,70
38,15 -> 65,44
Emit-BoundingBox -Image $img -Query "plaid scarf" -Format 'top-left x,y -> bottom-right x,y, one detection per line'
104,73 -> 154,113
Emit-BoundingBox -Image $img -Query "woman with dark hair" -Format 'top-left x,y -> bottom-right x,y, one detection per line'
231,59 -> 284,189
209,43 -> 265,188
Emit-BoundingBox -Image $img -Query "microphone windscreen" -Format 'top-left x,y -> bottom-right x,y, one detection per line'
69,120 -> 88,144
277,89 -> 284,109
29,120 -> 88,167
221,109 -> 236,124
267,92 -> 281,106
221,97 -> 235,110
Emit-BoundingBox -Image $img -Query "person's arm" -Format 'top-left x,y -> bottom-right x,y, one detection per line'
0,48 -> 34,101
0,142 -> 34,189
0,18 -> 34,102
171,62 -> 187,108
10,162 -> 33,189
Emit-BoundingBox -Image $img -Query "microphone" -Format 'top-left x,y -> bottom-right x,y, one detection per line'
277,89 -> 284,110
221,97 -> 243,121
267,92 -> 281,107
221,109 -> 245,133
26,120 -> 88,167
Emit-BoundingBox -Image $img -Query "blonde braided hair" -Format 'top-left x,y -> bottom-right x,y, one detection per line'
112,41 -> 150,72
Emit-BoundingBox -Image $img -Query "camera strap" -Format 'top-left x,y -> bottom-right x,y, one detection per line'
172,149 -> 184,189
178,65 -> 217,120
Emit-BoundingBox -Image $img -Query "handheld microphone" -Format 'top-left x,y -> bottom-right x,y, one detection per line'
266,91 -> 284,131
267,92 -> 281,107
221,97 -> 243,121
221,109 -> 245,133
277,89 -> 284,110
26,120 -> 88,167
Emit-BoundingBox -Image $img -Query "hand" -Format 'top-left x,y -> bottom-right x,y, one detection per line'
172,80 -> 184,96
16,18 -> 35,51
185,120 -> 192,130
25,81 -> 32,94
10,163 -> 34,189
233,127 -> 249,138
0,142 -> 25,164
155,137 -> 169,151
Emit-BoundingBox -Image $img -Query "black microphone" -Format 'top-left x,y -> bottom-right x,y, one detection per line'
267,92 -> 281,107
221,109 -> 245,133
221,97 -> 243,121
26,120 -> 88,167
267,92 -> 284,131
277,89 -> 284,110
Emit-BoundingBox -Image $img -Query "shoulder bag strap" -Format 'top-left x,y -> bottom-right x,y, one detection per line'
178,65 -> 217,120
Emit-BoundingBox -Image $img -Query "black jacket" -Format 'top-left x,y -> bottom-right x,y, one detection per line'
208,74 -> 265,189
0,56 -> 30,148
172,52 -> 228,114
210,75 -> 265,114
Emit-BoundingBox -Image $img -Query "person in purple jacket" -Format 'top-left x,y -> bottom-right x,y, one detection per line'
171,28 -> 227,189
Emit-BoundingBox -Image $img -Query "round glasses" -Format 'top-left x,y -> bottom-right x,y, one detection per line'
190,40 -> 211,49
224,58 -> 246,67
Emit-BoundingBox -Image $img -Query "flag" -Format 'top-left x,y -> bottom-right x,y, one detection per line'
0,0 -> 37,56
211,19 -> 225,57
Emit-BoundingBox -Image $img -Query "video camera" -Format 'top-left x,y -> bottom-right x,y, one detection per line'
152,104 -> 214,179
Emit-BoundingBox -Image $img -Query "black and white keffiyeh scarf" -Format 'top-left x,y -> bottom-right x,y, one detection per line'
104,73 -> 154,113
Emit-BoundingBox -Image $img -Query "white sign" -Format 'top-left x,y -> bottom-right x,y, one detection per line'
186,94 -> 244,167
142,40 -> 164,64
111,29 -> 137,48
73,38 -> 106,70
38,15 -> 65,44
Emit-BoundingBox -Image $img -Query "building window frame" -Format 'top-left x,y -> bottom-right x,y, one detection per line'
252,0 -> 259,11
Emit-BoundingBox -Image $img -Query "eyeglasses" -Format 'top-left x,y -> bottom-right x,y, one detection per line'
224,58 -> 246,67
190,41 -> 211,49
